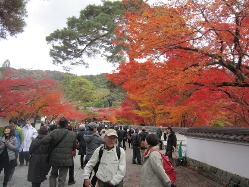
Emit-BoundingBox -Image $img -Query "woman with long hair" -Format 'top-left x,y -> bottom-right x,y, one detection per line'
0,126 -> 18,187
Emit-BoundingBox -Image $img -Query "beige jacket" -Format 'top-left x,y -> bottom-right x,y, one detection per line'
83,145 -> 126,186
140,146 -> 171,187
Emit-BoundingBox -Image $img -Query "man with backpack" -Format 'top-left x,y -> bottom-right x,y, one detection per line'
83,129 -> 126,187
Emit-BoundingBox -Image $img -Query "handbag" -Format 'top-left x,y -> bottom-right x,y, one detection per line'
46,131 -> 69,163
172,149 -> 179,159
140,140 -> 147,149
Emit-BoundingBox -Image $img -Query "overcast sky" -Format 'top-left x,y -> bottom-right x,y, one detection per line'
0,0 -> 118,75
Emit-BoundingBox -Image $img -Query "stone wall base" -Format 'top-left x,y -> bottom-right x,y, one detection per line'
187,157 -> 249,187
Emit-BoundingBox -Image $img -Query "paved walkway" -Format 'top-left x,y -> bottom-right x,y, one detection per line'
1,145 -> 224,187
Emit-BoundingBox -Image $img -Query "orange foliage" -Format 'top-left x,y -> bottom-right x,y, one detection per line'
0,69 -> 87,121
109,0 -> 249,126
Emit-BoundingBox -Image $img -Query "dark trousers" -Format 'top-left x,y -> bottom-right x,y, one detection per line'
68,160 -> 74,183
80,155 -> 85,168
132,145 -> 141,164
9,151 -> 18,180
122,139 -> 126,150
128,141 -> 131,148
165,148 -> 172,158
19,150 -> 29,165
2,165 -> 12,187
32,182 -> 41,187
159,140 -> 163,150
118,140 -> 122,148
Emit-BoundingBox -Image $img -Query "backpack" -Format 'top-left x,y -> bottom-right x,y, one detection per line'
99,146 -> 121,160
93,146 -> 121,173
152,150 -> 176,184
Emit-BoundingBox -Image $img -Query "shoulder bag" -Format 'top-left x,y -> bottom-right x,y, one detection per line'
46,131 -> 69,163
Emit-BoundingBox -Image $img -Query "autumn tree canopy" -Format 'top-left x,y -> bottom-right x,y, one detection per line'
43,0 -> 249,126
0,69 -> 87,121
108,0 -> 249,127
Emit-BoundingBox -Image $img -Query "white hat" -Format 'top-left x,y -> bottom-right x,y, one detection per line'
105,129 -> 118,137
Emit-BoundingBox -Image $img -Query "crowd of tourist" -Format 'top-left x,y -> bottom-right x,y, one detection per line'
0,117 -> 177,187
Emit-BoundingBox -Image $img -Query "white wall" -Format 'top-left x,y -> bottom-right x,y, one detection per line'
187,137 -> 249,179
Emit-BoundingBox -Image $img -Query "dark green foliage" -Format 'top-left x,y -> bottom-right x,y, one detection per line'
84,73 -> 126,107
46,1 -> 126,68
84,74 -> 109,89
63,75 -> 96,106
0,0 -> 27,39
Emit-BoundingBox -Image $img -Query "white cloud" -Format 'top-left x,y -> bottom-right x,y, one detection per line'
0,0 -> 116,75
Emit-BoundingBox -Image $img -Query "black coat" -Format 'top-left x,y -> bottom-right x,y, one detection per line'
28,134 -> 50,183
77,130 -> 86,155
117,129 -> 124,141
166,132 -> 177,157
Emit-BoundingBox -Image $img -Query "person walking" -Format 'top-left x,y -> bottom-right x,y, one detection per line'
19,120 -> 38,166
84,122 -> 105,187
127,127 -> 134,149
83,129 -> 126,187
8,118 -> 24,180
76,124 -> 86,169
165,127 -> 177,163
0,126 -> 18,187
67,125 -> 76,185
41,117 -> 77,187
156,126 -> 163,150
140,133 -> 172,187
84,122 -> 105,166
122,127 -> 128,150
138,127 -> 148,163
27,126 -> 50,187
131,128 -> 141,165
117,126 -> 124,148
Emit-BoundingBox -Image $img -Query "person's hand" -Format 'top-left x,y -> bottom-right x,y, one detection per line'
84,179 -> 91,187
5,140 -> 9,145
173,146 -> 177,152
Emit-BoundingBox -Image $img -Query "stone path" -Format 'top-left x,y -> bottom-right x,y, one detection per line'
0,143 -> 225,187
